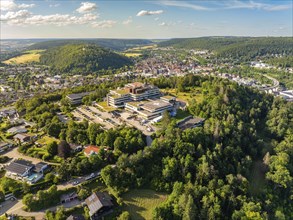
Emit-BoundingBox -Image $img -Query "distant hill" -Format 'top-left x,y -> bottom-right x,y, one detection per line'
29,39 -> 153,51
39,44 -> 133,73
159,37 -> 293,60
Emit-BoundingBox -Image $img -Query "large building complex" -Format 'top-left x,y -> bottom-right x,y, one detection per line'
106,82 -> 175,119
107,82 -> 160,108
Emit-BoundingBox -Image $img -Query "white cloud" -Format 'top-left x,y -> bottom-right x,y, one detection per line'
49,4 -> 60,8
91,20 -> 117,28
0,10 -> 31,21
122,16 -> 132,25
76,2 -> 97,13
1,0 -> 35,11
136,10 -> 164,16
157,0 -> 292,12
263,4 -> 292,11
158,1 -> 209,11
222,1 -> 290,11
158,22 -> 167,26
1,10 -> 98,26
18,3 -> 35,9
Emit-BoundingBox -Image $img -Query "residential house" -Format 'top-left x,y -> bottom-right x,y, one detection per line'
85,192 -> 114,220
6,159 -> 34,178
60,192 -> 78,203
0,142 -> 12,153
66,215 -> 85,220
84,145 -> 100,157
34,162 -> 49,174
7,126 -> 27,134
70,144 -> 83,153
13,133 -> 31,143
26,162 -> 49,184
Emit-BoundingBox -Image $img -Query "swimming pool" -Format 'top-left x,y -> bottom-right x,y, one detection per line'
27,173 -> 43,183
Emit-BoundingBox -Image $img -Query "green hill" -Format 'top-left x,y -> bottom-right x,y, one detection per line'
29,39 -> 153,51
159,37 -> 293,60
40,44 -> 133,73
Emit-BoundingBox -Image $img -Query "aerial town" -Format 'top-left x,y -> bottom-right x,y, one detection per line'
0,0 -> 292,219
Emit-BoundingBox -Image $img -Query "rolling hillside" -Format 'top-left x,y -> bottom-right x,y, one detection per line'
29,39 -> 153,51
39,44 -> 133,73
159,37 -> 293,60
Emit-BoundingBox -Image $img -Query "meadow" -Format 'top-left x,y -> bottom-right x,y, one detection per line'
3,50 -> 44,64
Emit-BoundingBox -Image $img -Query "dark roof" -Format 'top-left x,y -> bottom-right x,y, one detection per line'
0,142 -> 9,148
34,162 -> 48,173
67,92 -> 89,100
60,192 -> 78,201
6,159 -> 34,175
85,192 -> 113,217
177,116 -> 205,130
66,215 -> 85,220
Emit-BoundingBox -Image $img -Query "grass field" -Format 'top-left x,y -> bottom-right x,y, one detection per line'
37,135 -> 59,146
161,88 -> 203,104
123,52 -> 142,57
121,189 -> 168,220
3,50 -> 44,65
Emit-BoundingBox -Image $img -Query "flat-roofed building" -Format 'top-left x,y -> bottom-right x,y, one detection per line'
66,92 -> 90,105
160,95 -> 176,103
107,82 -> 160,108
125,99 -> 173,120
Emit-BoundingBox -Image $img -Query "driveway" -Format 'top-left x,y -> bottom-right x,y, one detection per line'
5,199 -> 82,220
2,147 -> 59,165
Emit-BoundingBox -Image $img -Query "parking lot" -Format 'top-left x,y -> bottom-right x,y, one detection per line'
72,105 -> 157,136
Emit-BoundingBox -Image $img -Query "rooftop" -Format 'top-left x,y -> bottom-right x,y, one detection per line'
67,92 -> 90,100
6,159 -> 34,175
142,100 -> 173,112
84,145 -> 100,156
85,192 -> 113,217
126,82 -> 144,88
112,88 -> 129,95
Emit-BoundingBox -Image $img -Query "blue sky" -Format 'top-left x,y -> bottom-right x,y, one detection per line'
1,0 -> 292,39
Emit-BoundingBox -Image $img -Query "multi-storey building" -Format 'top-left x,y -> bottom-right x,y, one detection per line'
107,82 -> 160,108
125,99 -> 173,120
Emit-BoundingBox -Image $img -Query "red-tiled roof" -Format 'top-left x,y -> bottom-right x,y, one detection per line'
84,145 -> 100,156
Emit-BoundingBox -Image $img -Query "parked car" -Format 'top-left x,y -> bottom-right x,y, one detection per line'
72,180 -> 79,185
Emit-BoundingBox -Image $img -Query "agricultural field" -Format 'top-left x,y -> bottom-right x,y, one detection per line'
121,189 -> 168,220
122,44 -> 157,57
3,50 -> 44,64
123,52 -> 142,57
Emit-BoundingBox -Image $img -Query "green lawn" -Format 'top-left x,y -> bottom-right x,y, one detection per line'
248,161 -> 267,196
175,109 -> 191,122
96,101 -> 116,112
121,189 -> 168,220
161,88 -> 203,104
37,135 -> 59,146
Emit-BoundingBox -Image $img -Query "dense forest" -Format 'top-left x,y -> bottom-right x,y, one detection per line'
99,75 -> 292,219
159,37 -> 293,61
29,39 -> 153,51
265,56 -> 293,68
8,75 -> 293,219
39,44 -> 133,73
